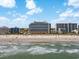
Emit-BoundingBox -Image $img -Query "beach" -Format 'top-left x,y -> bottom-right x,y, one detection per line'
0,35 -> 79,59
0,35 -> 79,44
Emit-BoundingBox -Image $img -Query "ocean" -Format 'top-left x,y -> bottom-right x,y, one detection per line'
0,43 -> 79,59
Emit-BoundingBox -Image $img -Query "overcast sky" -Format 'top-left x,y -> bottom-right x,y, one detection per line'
0,0 -> 79,28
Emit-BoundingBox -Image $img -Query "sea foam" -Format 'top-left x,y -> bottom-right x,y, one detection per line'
0,44 -> 79,57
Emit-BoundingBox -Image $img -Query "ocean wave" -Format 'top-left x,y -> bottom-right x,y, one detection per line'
61,44 -> 71,46
24,46 -> 79,54
27,46 -> 50,54
50,44 -> 56,46
27,46 -> 58,55
66,49 -> 79,54
0,44 -> 79,57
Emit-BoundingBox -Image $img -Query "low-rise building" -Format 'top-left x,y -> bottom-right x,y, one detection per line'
29,21 -> 51,34
19,28 -> 28,34
10,27 -> 20,34
0,26 -> 10,35
51,28 -> 57,34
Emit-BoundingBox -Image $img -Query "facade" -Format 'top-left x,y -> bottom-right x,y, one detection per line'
29,22 -> 51,34
51,28 -> 57,34
56,23 -> 77,33
78,25 -> 79,34
0,26 -> 10,35
10,27 -> 20,34
19,28 -> 28,34
78,25 -> 79,31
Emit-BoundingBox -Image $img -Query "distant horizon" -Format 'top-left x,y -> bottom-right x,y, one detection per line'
0,0 -> 79,28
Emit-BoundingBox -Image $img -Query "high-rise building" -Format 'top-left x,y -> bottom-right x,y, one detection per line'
29,21 -> 51,34
56,23 -> 77,33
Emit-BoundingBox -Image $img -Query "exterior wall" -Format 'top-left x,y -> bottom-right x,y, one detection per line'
56,23 -> 77,33
10,27 -> 20,34
0,27 -> 10,35
68,23 -> 77,32
19,28 -> 28,34
29,22 -> 51,34
50,28 -> 57,34
78,25 -> 79,34
56,23 -> 68,33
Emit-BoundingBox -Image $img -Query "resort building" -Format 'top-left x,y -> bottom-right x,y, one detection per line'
56,23 -> 77,33
29,21 -> 51,34
10,27 -> 20,34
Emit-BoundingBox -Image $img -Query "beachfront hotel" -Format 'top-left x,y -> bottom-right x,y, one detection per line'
29,21 -> 51,34
56,23 -> 77,33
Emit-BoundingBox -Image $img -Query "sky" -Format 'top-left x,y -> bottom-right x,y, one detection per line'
0,0 -> 79,28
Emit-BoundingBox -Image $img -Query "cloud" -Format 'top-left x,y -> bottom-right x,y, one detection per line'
0,16 -> 8,20
26,0 -> 42,15
12,14 -> 27,24
52,11 -> 79,27
54,9 -> 79,23
0,14 -> 28,28
0,16 -> 10,27
26,0 -> 36,9
0,0 -> 16,8
68,0 -> 79,8
59,9 -> 79,18
26,7 -> 42,15
56,10 -> 60,14
59,0 -> 79,18
51,0 -> 79,26
10,14 -> 28,27
59,9 -> 73,17
0,16 -> 10,23
50,15 -> 79,28
74,12 -> 79,17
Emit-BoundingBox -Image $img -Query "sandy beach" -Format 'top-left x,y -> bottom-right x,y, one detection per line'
0,35 -> 79,44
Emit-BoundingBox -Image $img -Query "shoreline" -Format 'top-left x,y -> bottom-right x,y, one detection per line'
0,35 -> 79,44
